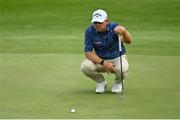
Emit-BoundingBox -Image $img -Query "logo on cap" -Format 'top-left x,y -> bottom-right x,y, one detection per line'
94,13 -> 102,18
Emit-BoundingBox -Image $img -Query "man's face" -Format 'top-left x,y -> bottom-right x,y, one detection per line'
93,20 -> 108,32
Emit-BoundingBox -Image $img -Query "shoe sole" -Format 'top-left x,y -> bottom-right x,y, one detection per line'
111,89 -> 123,94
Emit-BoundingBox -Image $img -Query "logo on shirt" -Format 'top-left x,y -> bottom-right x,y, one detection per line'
93,41 -> 101,44
93,41 -> 102,50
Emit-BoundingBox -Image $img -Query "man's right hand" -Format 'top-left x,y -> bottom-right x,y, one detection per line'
102,60 -> 115,73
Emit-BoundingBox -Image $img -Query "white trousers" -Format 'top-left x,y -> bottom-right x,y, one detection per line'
81,55 -> 129,83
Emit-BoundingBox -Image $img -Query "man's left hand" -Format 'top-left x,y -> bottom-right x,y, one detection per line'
114,26 -> 126,35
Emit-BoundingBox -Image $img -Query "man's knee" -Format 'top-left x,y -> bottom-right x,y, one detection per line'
114,57 -> 129,77
81,59 -> 96,74
115,65 -> 129,75
122,61 -> 129,74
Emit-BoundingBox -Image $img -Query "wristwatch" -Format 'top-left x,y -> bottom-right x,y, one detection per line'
100,59 -> 105,65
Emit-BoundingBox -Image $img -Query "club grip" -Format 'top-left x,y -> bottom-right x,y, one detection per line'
118,36 -> 122,52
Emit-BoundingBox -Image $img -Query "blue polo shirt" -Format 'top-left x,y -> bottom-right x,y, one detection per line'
84,22 -> 126,60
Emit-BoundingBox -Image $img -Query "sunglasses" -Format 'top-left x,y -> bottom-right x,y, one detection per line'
93,22 -> 103,24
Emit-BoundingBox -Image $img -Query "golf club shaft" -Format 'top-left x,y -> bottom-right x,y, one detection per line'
119,36 -> 124,90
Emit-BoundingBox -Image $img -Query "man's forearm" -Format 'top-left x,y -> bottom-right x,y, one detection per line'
85,52 -> 102,64
122,29 -> 132,44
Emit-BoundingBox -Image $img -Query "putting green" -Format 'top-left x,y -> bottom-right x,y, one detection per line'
1,54 -> 180,118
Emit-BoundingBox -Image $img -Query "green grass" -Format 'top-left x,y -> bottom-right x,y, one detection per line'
0,0 -> 180,55
0,0 -> 180,119
1,54 -> 180,118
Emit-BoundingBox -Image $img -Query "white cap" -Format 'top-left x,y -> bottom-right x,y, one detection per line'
91,9 -> 108,23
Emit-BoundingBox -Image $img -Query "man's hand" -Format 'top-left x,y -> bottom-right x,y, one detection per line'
114,26 -> 126,35
114,25 -> 132,44
102,60 -> 115,73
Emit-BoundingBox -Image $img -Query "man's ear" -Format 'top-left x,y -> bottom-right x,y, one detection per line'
105,19 -> 109,22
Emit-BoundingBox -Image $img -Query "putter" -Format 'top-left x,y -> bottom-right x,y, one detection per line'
118,36 -> 124,94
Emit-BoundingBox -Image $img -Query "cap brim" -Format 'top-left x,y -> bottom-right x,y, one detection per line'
91,18 -> 105,23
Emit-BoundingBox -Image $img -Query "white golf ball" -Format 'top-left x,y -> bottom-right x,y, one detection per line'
70,108 -> 75,113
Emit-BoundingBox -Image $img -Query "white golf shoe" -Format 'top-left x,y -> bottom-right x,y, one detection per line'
95,80 -> 107,94
111,82 -> 123,93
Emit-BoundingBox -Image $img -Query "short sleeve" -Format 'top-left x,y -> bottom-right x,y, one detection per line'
84,29 -> 93,52
111,22 -> 119,30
